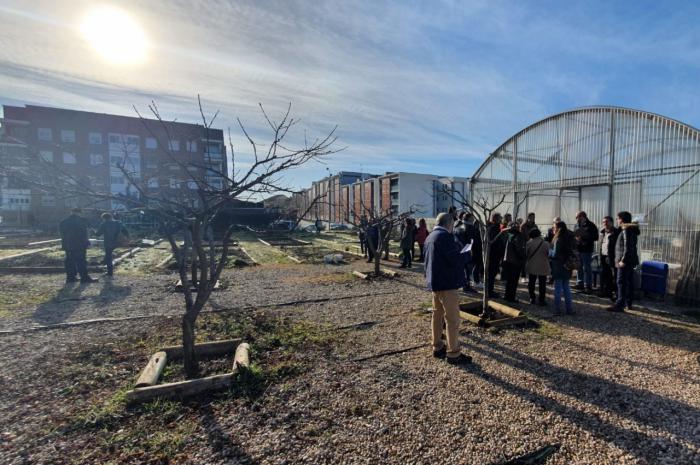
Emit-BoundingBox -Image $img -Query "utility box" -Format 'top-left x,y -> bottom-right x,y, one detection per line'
640,261 -> 669,298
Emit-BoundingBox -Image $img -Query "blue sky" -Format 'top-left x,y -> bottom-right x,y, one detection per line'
1,0 -> 699,191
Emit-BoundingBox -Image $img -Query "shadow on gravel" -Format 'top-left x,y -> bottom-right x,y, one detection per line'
523,292 -> 700,355
32,281 -> 85,325
464,336 -> 700,463
199,404 -> 259,464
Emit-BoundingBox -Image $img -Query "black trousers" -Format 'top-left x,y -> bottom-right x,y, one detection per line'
65,248 -> 89,280
600,258 -> 616,297
487,256 -> 501,296
502,262 -> 521,301
528,274 -> 547,303
401,247 -> 412,267
104,247 -> 115,275
418,243 -> 424,261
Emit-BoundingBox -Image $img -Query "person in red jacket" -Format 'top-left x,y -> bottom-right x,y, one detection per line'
415,218 -> 429,262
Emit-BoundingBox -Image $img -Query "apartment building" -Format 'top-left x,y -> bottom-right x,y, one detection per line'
292,170 -> 470,226
0,104 -> 227,226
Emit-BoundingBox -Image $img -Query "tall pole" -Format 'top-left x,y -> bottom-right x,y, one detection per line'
608,109 -> 615,216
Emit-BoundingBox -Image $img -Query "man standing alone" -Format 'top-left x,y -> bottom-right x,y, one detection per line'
59,208 -> 98,284
95,212 -> 129,277
424,212 -> 472,365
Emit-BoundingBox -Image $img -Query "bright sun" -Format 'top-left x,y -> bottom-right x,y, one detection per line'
80,6 -> 149,65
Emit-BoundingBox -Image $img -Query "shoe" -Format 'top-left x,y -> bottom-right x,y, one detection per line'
606,305 -> 624,312
80,277 -> 99,283
66,278 -> 78,283
399,265 -> 406,268
446,354 -> 473,366
625,305 -> 633,311
530,298 -> 537,305
432,347 -> 447,359
103,272 -> 113,277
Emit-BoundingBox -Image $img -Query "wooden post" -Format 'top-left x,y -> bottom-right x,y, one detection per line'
488,300 -> 523,317
232,343 -> 250,373
125,373 -> 235,404
487,315 -> 529,328
352,270 -> 369,280
459,310 -> 485,326
134,351 -> 168,388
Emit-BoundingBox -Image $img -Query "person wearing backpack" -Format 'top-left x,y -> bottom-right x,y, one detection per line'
550,221 -> 574,315
502,223 -> 526,302
525,228 -> 550,306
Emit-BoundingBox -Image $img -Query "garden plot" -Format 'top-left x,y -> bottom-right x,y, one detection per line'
0,246 -> 129,268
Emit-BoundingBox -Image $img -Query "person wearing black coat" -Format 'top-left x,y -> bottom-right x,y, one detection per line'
95,212 -> 129,276
598,216 -> 619,300
502,223 -> 526,302
366,223 -> 379,263
574,211 -> 598,292
486,213 -> 505,298
58,208 -> 97,283
608,211 -> 640,312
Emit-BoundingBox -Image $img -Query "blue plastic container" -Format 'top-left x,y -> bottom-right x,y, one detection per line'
640,261 -> 669,297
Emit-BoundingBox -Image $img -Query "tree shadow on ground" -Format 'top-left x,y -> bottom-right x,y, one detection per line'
198,403 -> 259,464
463,335 -> 700,463
32,281 -> 85,325
516,285 -> 700,354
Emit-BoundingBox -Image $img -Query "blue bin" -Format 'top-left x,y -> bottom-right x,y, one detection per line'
640,261 -> 668,297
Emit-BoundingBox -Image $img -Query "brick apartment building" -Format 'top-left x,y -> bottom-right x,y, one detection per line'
293,171 -> 470,227
0,104 -> 227,227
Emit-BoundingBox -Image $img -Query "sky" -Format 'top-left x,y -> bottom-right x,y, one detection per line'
1,0 -> 699,191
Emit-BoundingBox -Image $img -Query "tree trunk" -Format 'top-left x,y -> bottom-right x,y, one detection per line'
481,228 -> 491,316
182,313 -> 198,378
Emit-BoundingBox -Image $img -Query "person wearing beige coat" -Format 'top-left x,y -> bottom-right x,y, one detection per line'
525,229 -> 551,305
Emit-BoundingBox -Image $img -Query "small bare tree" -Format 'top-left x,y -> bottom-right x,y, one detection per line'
1,99 -> 339,378
439,186 -> 507,316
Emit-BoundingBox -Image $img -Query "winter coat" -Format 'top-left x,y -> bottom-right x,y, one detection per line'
59,214 -> 89,252
366,224 -> 379,250
599,227 -> 619,267
424,226 -> 463,292
95,219 -> 129,249
503,229 -> 526,267
488,223 -> 506,263
574,220 -> 599,253
415,225 -> 429,245
615,223 -> 640,268
525,237 -> 551,276
551,232 -> 574,280
400,224 -> 415,250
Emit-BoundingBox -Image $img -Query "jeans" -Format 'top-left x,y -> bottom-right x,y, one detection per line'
554,279 -> 573,314
65,249 -> 89,281
616,266 -> 635,309
577,252 -> 593,288
528,274 -> 546,303
104,247 -> 115,275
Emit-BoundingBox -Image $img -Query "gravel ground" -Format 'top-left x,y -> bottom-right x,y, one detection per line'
0,255 -> 698,464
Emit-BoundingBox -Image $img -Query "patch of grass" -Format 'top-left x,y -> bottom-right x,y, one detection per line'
532,318 -> 564,339
0,283 -> 58,317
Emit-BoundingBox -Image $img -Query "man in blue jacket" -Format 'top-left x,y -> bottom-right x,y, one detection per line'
424,213 -> 472,365
95,212 -> 129,277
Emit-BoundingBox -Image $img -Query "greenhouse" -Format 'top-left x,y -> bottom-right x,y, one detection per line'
470,106 -> 700,301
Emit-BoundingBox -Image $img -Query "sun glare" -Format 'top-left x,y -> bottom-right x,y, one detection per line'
80,6 -> 149,65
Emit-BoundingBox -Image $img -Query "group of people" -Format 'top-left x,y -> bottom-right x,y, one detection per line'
357,217 -> 430,267
424,209 -> 641,365
58,208 -> 129,283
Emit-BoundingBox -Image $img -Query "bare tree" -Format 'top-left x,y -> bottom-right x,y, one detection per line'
439,186 -> 507,316
0,99 -> 339,378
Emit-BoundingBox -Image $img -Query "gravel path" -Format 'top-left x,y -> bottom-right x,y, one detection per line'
0,258 -> 698,464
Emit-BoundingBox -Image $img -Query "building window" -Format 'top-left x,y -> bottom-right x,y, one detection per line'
126,136 -> 139,146
64,197 -> 79,208
39,150 -> 53,162
62,152 -> 77,164
61,130 -> 76,143
109,134 -> 122,144
90,154 -> 104,165
186,140 -> 198,152
89,132 -> 103,145
169,178 -> 181,189
41,194 -> 56,207
187,181 -> 198,190
145,137 -> 157,149
111,175 -> 125,185
110,155 -> 123,166
147,178 -> 159,188
168,140 -> 180,151
37,128 -> 52,141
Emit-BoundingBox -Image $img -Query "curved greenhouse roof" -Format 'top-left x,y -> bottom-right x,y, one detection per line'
471,106 -> 700,300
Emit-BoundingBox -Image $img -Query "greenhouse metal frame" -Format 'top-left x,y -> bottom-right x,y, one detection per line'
471,106 -> 700,298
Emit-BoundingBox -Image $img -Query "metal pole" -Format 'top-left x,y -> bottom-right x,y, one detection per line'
608,108 -> 615,216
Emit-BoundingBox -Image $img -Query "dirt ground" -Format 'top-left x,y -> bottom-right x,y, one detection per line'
0,250 -> 698,465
